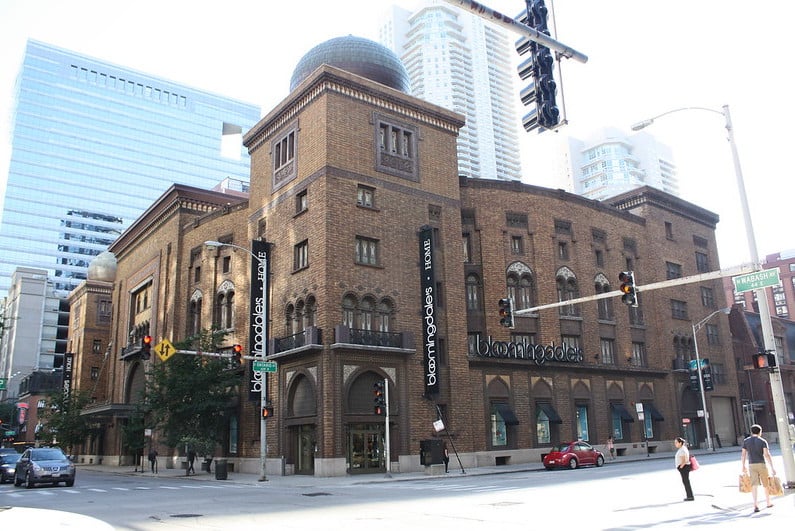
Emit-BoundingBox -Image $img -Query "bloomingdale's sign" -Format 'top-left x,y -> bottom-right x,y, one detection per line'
474,336 -> 584,365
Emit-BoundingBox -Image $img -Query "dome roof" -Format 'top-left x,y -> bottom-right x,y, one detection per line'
290,36 -> 410,93
87,251 -> 117,282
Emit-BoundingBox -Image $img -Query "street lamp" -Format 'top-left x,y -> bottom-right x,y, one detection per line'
692,307 -> 731,451
633,105 -> 795,485
204,240 -> 269,482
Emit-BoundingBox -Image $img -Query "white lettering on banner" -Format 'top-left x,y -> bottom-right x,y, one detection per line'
424,286 -> 437,386
419,228 -> 439,395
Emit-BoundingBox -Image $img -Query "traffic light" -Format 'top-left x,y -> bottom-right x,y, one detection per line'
232,344 -> 243,366
141,335 -> 153,360
498,298 -> 515,329
373,380 -> 386,415
618,271 -> 638,307
753,350 -> 777,369
262,403 -> 274,419
516,0 -> 560,132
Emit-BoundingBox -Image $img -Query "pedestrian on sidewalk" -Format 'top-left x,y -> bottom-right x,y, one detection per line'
607,435 -> 615,460
187,448 -> 196,476
148,448 -> 158,474
741,424 -> 775,513
674,437 -> 694,501
442,442 -> 450,473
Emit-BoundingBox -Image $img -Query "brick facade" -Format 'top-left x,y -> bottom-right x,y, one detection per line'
72,64 -> 741,475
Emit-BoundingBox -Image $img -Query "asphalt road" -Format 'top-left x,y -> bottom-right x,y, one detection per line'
0,451 -> 791,530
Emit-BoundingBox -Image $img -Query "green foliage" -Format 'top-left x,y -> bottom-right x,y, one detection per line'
121,410 -> 146,454
142,328 -> 241,454
37,389 -> 93,454
0,402 -> 16,426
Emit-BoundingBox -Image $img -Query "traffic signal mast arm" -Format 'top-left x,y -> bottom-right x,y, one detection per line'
442,0 -> 587,63
514,263 -> 756,316
173,350 -> 261,360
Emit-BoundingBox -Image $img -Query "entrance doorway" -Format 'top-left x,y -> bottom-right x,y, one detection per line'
294,425 -> 315,474
348,424 -> 384,473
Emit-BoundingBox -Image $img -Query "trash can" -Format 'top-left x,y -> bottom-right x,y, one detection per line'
214,458 -> 228,480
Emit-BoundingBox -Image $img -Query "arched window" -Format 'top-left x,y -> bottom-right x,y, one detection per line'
506,274 -> 518,304
188,290 -> 202,337
507,262 -> 535,310
556,267 -> 579,317
377,298 -> 394,332
342,295 -> 357,328
360,297 -> 375,331
215,280 -> 235,329
285,303 -> 295,334
594,273 -> 613,320
305,296 -> 317,328
466,273 -> 481,311
294,299 -> 305,334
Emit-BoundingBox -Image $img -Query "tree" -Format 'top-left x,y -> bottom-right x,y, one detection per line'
142,328 -> 241,456
38,389 -> 92,455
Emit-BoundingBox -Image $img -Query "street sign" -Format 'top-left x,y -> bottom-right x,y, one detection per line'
155,339 -> 176,362
682,418 -> 691,424
253,360 -> 278,373
0,378 -> 6,390
732,268 -> 781,293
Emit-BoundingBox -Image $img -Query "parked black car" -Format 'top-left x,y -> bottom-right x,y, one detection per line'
14,447 -> 75,488
0,452 -> 20,483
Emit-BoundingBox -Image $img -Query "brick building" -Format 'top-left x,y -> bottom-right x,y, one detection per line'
68,37 -> 742,476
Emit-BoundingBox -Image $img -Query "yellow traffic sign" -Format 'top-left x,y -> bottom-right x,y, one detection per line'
155,339 -> 176,362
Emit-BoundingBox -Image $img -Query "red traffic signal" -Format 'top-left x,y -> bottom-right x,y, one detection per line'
373,380 -> 386,415
262,405 -> 274,419
141,335 -> 153,360
232,344 -> 243,366
498,298 -> 515,328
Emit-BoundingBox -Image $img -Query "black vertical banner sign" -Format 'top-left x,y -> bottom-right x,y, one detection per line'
62,352 -> 74,400
249,240 -> 269,402
419,225 -> 440,396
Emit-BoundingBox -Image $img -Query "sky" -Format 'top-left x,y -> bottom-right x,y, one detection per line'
0,0 -> 792,270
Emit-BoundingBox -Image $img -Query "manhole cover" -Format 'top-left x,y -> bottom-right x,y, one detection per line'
170,514 -> 203,518
302,492 -> 332,497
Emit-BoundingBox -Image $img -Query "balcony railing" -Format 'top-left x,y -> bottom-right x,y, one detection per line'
120,338 -> 147,361
272,327 -> 323,355
334,325 -> 412,349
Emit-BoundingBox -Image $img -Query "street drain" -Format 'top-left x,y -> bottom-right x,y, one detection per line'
302,492 -> 332,497
171,514 -> 203,518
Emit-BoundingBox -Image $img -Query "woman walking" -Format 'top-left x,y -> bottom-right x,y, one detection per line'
674,437 -> 694,501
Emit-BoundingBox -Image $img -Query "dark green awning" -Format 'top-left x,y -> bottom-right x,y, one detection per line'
611,404 -> 635,422
538,403 -> 562,424
494,403 -> 519,426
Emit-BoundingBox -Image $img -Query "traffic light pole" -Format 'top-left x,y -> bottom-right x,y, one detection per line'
384,378 -> 391,478
442,0 -> 587,63
205,240 -> 269,482
515,264 -> 755,316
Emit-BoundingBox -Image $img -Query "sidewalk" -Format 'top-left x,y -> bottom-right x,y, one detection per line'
79,444 -> 742,487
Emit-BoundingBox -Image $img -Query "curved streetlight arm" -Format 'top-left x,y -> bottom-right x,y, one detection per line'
693,307 -> 732,333
630,106 -> 724,131
204,240 -> 258,261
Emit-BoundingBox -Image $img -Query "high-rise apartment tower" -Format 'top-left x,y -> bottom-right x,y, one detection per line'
380,2 -> 523,181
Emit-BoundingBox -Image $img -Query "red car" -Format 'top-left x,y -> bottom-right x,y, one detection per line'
543,441 -> 605,470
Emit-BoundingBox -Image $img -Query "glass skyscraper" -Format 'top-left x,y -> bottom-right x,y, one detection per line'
0,40 -> 260,295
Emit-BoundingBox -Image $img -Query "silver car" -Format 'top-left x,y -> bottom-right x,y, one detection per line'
14,447 -> 75,488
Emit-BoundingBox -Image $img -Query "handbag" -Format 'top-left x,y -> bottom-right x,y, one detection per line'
768,475 -> 784,497
739,473 -> 752,493
689,455 -> 699,471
